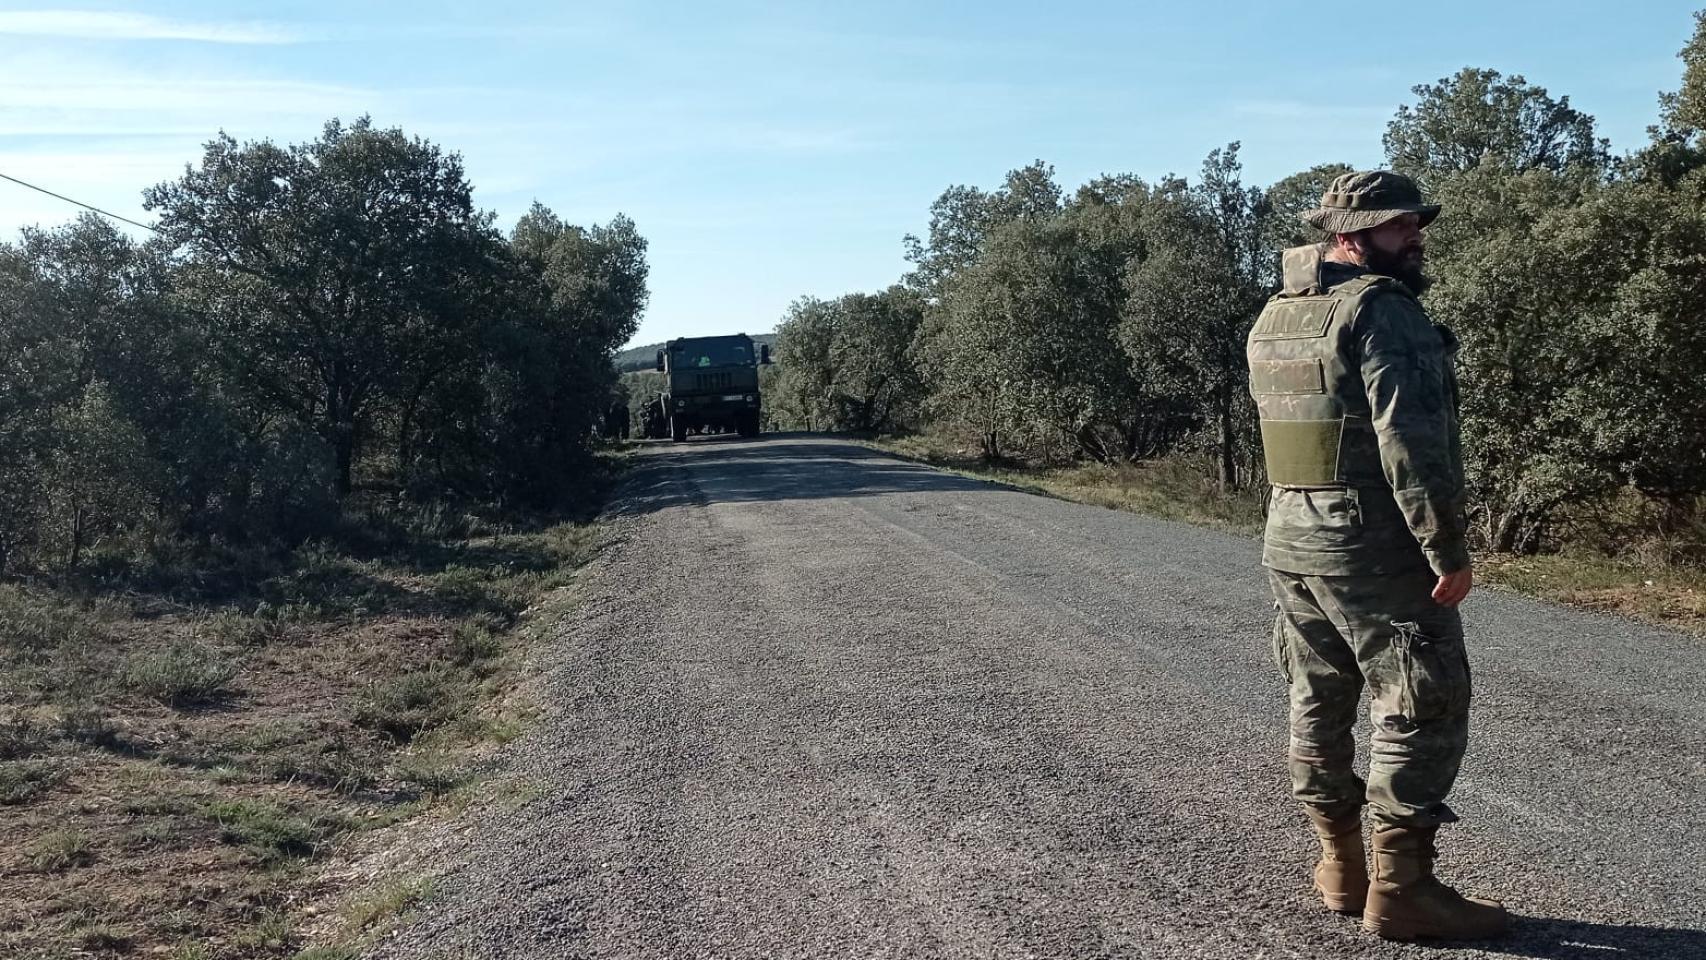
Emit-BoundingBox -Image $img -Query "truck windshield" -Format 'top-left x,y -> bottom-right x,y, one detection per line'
673,342 -> 753,367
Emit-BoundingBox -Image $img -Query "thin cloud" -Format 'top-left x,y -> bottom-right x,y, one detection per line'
0,77 -> 371,115
0,10 -> 303,44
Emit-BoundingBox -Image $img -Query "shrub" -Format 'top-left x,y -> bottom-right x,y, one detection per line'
430,564 -> 501,610
352,667 -> 466,743
261,735 -> 382,795
0,760 -> 67,803
58,701 -> 119,747
0,585 -> 103,652
40,383 -> 163,571
448,620 -> 503,668
0,712 -> 47,760
198,608 -> 290,647
123,641 -> 239,706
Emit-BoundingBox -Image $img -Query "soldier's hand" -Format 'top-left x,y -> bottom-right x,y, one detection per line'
1432,567 -> 1473,607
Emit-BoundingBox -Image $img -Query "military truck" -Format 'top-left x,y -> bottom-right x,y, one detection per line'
655,333 -> 771,441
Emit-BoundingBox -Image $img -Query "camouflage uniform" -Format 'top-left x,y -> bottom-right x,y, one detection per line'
1248,196 -> 1472,831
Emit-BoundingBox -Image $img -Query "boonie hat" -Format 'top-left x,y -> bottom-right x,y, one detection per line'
1301,170 -> 1440,234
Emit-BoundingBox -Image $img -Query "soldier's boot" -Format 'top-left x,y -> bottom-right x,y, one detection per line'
1362,825 -> 1508,941
1303,806 -> 1367,914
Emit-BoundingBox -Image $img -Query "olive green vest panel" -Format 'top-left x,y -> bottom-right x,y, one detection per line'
1247,258 -> 1400,490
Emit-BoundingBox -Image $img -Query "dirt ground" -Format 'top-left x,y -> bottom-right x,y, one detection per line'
0,516 -> 599,959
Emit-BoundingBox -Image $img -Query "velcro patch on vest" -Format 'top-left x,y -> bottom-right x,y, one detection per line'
1250,297 -> 1336,341
1259,419 -> 1342,487
1250,358 -> 1326,396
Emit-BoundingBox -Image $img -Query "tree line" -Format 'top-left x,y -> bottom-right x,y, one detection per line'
0,117 -> 647,575
770,11 -> 1706,559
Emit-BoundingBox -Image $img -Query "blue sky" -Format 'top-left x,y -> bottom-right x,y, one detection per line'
0,2 -> 1699,346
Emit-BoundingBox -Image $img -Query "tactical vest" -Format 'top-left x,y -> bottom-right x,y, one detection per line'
1247,246 -> 1408,489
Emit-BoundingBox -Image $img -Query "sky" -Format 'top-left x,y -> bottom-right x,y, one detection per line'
0,2 -> 1700,346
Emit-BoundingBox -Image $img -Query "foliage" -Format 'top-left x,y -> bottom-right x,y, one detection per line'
1121,145 -> 1270,488
922,210 -> 1129,461
1384,68 -> 1608,187
0,117 -> 646,579
777,11 -> 1706,563
145,118 -> 495,497
771,288 -> 924,433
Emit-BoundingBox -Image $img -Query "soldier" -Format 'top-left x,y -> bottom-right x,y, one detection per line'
1246,170 -> 1506,941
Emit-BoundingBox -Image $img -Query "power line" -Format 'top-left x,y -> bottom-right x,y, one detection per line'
0,171 -> 160,233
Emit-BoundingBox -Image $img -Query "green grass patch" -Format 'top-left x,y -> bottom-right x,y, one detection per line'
198,608 -> 292,647
0,711 -> 49,759
342,875 -> 435,934
76,923 -> 135,952
232,910 -> 295,953
448,619 -> 504,669
201,798 -> 325,862
0,759 -> 68,803
351,667 -> 469,744
123,641 -> 239,706
58,700 -> 120,747
0,500 -> 608,956
0,584 -> 108,651
28,827 -> 96,872
391,748 -> 471,797
256,733 -> 384,795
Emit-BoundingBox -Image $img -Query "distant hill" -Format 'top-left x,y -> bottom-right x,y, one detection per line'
616,333 -> 776,373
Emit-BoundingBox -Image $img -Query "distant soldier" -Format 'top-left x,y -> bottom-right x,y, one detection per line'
603,400 -> 629,441
641,394 -> 668,440
1246,171 -> 1505,940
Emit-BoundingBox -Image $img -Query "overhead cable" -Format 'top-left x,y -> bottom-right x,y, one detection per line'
0,171 -> 160,233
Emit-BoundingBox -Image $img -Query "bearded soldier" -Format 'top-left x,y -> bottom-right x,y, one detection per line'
1246,171 -> 1506,941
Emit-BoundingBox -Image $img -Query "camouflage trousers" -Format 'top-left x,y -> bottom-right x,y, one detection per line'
1267,568 -> 1471,828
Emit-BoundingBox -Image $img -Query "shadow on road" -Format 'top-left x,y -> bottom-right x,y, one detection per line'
610,436 -> 1008,516
1436,915 -> 1706,958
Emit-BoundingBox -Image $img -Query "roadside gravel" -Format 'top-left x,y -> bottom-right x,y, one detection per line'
367,436 -> 1706,960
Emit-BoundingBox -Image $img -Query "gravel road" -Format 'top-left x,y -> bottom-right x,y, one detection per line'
368,436 -> 1706,960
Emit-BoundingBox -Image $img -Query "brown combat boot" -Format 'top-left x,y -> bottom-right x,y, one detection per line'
1303,807 -> 1368,914
1363,824 -> 1508,941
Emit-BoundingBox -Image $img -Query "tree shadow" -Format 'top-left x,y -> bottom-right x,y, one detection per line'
611,436 -> 1021,517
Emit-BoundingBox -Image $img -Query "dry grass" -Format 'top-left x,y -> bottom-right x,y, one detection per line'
874,432 -> 1706,636
1479,552 -> 1706,633
0,511 -> 603,959
871,434 -> 1266,536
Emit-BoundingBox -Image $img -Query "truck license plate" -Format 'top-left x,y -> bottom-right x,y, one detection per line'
721,394 -> 745,401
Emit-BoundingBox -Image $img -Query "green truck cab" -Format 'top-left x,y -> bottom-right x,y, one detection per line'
655,334 -> 771,441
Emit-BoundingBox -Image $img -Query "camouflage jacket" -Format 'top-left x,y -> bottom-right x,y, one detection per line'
1248,247 -> 1469,577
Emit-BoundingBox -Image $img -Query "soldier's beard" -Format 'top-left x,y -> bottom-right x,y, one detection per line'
1365,244 -> 1430,293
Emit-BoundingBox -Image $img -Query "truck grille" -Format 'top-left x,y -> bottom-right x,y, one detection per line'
692,372 -> 734,391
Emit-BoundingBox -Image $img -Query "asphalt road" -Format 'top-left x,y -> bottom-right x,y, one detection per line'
369,436 -> 1706,960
